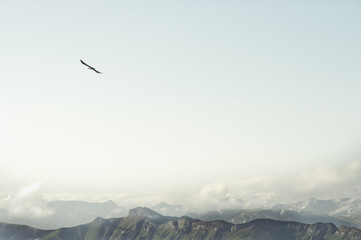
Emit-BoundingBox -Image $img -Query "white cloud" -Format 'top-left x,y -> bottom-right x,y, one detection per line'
183,161 -> 361,210
1,182 -> 53,219
292,161 -> 361,199
2,161 -> 360,216
194,182 -> 231,210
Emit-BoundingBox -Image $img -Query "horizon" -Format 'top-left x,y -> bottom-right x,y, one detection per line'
1,193 -> 361,230
1,1 -> 361,225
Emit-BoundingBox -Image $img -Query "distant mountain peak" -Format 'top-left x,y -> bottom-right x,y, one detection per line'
93,217 -> 105,223
155,201 -> 171,207
154,201 -> 183,208
151,201 -> 189,217
129,207 -> 165,219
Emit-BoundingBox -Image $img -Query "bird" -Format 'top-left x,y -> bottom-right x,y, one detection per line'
80,59 -> 102,74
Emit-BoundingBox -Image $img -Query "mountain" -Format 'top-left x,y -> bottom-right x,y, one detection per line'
272,198 -> 361,216
151,202 -> 189,217
1,207 -> 361,240
151,199 -> 361,229
0,200 -> 126,229
272,198 -> 361,229
188,208 -> 358,228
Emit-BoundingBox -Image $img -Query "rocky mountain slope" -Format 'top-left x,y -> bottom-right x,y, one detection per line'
1,207 -> 361,240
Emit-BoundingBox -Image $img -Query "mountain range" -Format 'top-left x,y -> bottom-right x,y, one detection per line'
272,197 -> 361,228
187,209 -> 357,228
1,207 -> 361,240
1,197 -> 361,231
152,198 -> 361,229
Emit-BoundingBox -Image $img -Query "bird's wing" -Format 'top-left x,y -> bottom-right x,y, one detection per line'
81,59 -> 102,73
80,59 -> 92,68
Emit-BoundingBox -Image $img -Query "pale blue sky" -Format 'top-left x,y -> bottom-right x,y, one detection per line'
1,1 -> 361,206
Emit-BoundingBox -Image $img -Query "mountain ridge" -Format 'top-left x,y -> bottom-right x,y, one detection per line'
1,207 -> 361,240
2,197 -> 361,230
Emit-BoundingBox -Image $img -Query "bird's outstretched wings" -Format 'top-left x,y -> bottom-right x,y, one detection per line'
80,59 -> 102,74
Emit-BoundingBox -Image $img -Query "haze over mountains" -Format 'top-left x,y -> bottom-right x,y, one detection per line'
1,207 -> 361,240
1,197 -> 361,231
0,200 -> 127,229
156,198 -> 361,230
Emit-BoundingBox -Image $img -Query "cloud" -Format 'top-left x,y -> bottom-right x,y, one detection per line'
193,182 -> 233,210
3,161 -> 359,217
199,182 -> 228,202
1,182 -> 53,219
182,161 -> 361,210
292,161 -> 361,199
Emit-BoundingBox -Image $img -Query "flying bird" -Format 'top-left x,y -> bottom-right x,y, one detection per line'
80,59 -> 102,74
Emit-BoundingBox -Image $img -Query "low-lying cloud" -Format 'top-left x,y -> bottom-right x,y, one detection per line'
44,161 -> 361,211
293,161 -> 361,199
185,161 -> 361,210
1,161 -> 360,215
0,182 -> 53,219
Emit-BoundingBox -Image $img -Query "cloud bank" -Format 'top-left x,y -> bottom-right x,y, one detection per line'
0,182 -> 53,219
184,161 -> 361,210
1,161 -> 360,213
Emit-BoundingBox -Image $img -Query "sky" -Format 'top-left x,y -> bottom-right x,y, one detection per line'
1,1 -> 361,213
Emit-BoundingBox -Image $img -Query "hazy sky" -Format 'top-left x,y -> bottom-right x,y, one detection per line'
1,1 -> 361,210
